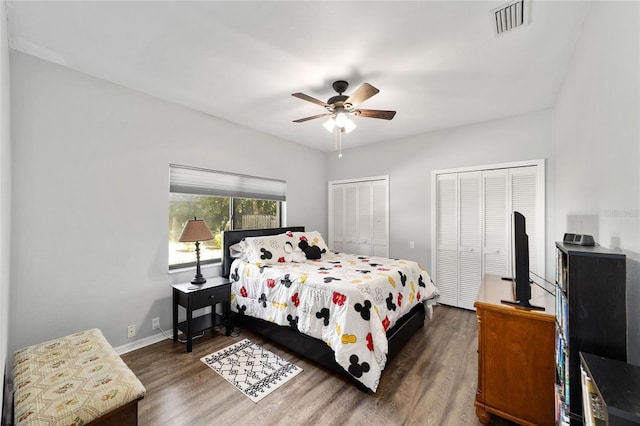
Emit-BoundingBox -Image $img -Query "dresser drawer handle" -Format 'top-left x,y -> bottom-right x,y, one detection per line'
209,295 -> 215,299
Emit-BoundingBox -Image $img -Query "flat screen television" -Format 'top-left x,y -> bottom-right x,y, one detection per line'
500,211 -> 545,311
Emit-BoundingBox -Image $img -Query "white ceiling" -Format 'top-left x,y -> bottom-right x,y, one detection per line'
5,1 -> 591,152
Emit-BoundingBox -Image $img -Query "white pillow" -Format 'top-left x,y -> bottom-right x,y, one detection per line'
288,231 -> 331,257
241,233 -> 305,264
228,241 -> 247,260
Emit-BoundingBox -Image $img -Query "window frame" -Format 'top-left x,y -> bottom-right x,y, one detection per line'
169,165 -> 285,271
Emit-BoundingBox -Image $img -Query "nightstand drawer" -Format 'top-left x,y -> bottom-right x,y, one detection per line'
189,285 -> 230,310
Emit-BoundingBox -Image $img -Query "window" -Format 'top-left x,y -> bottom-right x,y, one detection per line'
169,165 -> 285,270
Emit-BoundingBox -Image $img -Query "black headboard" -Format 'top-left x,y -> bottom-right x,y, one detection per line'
221,226 -> 305,278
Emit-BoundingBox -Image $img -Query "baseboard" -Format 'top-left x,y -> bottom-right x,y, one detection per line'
114,331 -> 168,355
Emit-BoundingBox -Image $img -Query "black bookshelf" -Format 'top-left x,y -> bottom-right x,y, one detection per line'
555,242 -> 627,426
580,352 -> 640,425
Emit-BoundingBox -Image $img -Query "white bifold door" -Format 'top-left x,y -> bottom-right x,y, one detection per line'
329,176 -> 389,257
432,160 -> 545,310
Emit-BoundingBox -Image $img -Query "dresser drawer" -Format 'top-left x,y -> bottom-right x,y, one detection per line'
189,284 -> 230,310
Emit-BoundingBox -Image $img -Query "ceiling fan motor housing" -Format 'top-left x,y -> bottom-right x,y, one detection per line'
332,80 -> 349,94
326,95 -> 349,111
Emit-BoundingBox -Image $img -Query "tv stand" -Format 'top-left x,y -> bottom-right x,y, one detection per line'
500,298 -> 545,311
475,274 -> 555,425
498,276 -> 545,310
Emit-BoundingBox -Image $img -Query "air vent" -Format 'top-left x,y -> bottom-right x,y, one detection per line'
492,0 -> 528,36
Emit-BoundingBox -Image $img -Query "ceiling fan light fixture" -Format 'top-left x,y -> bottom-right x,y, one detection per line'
334,112 -> 349,127
323,118 -> 336,133
343,118 -> 357,134
324,113 -> 355,133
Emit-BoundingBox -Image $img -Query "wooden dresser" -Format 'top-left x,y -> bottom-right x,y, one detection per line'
474,274 -> 556,426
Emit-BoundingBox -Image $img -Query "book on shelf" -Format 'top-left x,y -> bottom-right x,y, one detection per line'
564,358 -> 570,405
555,247 -> 568,292
580,365 -> 606,426
555,384 -> 570,426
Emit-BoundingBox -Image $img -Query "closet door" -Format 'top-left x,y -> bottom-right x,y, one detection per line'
343,184 -> 359,254
432,160 -> 545,310
510,166 -> 543,276
328,177 -> 389,257
357,182 -> 373,256
435,173 -> 458,307
458,172 -> 482,310
331,185 -> 346,253
371,180 -> 389,257
435,172 -> 482,309
483,169 -> 509,277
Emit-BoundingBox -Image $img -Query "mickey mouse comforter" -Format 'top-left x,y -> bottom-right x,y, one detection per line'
229,252 -> 439,392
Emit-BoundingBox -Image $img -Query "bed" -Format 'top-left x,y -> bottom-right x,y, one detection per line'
222,227 -> 439,392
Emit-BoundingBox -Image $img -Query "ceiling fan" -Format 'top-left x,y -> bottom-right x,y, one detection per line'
292,80 -> 396,130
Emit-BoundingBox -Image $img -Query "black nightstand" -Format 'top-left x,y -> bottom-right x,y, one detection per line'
172,277 -> 232,352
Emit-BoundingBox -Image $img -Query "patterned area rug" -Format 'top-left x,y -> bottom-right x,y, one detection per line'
201,339 -> 303,403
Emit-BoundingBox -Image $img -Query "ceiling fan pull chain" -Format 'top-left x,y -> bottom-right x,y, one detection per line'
338,129 -> 343,159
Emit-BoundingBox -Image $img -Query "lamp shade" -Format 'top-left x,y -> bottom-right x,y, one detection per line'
334,112 -> 348,127
323,117 -> 336,133
343,118 -> 357,134
178,218 -> 214,243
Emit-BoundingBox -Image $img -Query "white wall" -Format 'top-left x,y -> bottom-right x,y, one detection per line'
552,1 -> 640,364
325,109 -> 553,274
0,0 -> 11,418
9,51 -> 326,352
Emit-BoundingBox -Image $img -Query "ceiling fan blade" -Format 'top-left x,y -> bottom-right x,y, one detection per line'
345,83 -> 379,107
293,113 -> 331,123
355,109 -> 397,120
292,92 -> 327,107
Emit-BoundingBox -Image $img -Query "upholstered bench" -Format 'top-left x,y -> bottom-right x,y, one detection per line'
13,328 -> 145,426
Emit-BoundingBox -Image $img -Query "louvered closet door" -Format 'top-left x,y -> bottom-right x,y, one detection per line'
343,184 -> 359,254
331,185 -> 345,253
371,180 -> 389,257
511,166 -> 542,276
432,160 -> 545,311
357,182 -> 373,256
483,169 -> 509,278
458,172 -> 482,310
328,177 -> 389,257
435,174 -> 458,307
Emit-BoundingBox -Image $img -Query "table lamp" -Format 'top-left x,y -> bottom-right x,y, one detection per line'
178,217 -> 214,284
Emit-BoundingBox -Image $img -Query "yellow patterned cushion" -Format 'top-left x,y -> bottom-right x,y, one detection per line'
13,328 -> 145,426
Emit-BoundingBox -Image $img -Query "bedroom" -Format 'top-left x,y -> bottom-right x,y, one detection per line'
1,0 -> 639,425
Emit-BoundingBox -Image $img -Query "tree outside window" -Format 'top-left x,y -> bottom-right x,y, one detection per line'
169,193 -> 280,269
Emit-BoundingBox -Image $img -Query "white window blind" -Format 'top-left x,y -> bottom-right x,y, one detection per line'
169,164 -> 286,201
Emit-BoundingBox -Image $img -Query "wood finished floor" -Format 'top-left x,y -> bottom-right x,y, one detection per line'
121,305 -> 516,426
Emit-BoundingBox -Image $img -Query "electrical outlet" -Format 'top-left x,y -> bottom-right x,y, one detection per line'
409,241 -> 415,249
152,318 -> 160,330
127,325 -> 136,338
